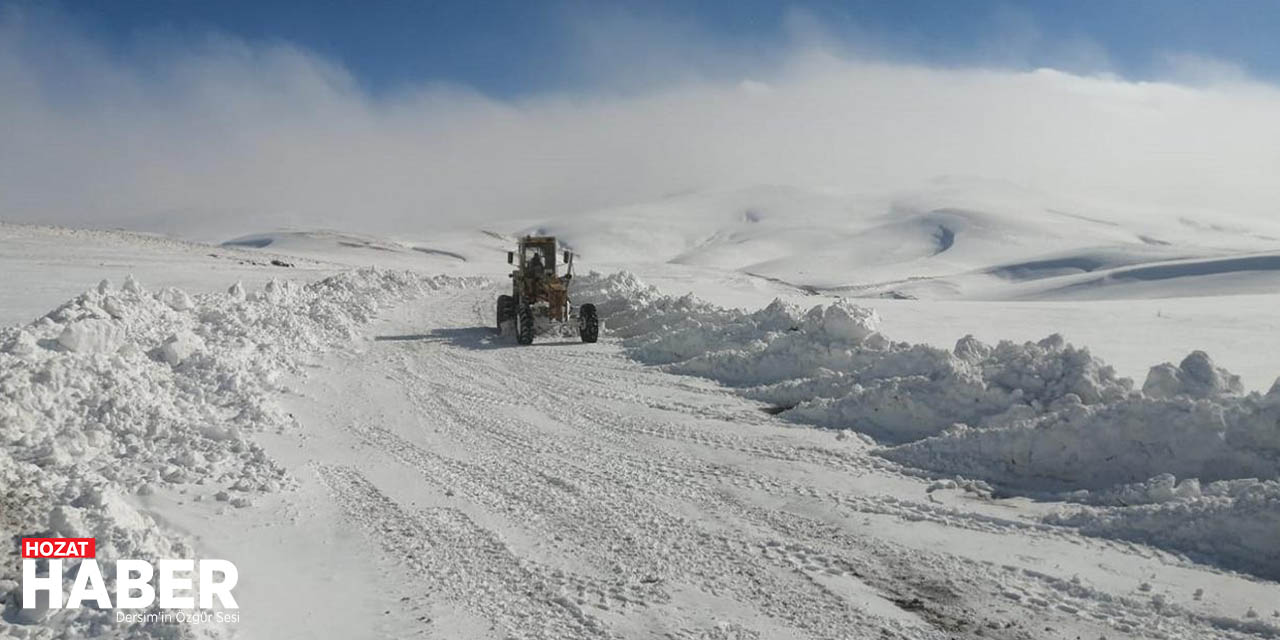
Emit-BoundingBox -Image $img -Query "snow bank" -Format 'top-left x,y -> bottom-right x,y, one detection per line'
1047,479 -> 1280,580
882,360 -> 1280,493
575,272 -> 1280,490
574,271 -> 1134,446
574,271 -> 1280,579
0,269 -> 477,636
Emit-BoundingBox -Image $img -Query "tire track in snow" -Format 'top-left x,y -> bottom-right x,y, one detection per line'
303,284 -> 1274,640
374,299 -> 1067,637
345,420 -> 927,639
372,339 -> 1069,638
315,464 -> 622,639
342,341 -> 930,637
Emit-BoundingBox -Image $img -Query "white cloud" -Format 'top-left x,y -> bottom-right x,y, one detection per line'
1,6 -> 1278,240
1158,52 -> 1252,86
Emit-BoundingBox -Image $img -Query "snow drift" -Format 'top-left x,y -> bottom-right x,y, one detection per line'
0,269 -> 477,635
1047,476 -> 1280,580
574,271 -> 1280,579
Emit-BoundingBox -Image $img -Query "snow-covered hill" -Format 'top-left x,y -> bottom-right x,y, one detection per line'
522,183 -> 1280,301
221,229 -> 509,272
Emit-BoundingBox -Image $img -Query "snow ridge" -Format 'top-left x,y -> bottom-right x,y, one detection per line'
0,269 -> 479,635
574,271 -> 1280,579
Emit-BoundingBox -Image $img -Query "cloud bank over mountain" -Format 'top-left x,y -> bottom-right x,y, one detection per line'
2,5 -> 1278,239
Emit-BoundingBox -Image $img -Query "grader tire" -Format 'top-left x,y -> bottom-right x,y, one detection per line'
516,302 -> 535,345
579,303 -> 599,343
496,295 -> 515,331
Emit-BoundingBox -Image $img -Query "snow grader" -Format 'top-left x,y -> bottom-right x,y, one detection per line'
496,236 -> 598,345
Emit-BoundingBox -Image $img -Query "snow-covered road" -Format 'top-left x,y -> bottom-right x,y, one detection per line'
225,283 -> 1280,639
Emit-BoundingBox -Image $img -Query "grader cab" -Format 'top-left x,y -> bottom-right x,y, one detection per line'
496,236 -> 598,345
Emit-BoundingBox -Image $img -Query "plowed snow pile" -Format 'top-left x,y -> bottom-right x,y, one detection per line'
0,270 -> 477,637
574,271 -> 1280,579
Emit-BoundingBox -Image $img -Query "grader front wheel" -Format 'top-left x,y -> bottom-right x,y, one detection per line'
579,304 -> 599,343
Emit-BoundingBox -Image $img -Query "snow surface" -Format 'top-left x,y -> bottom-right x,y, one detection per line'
572,270 -> 1280,581
4,181 -> 1280,639
530,183 -> 1280,301
0,268 -> 480,636
234,280 -> 1280,639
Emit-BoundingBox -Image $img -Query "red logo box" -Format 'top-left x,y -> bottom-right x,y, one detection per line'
21,538 -> 95,559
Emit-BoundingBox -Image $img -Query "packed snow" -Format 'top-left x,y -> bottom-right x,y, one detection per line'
1048,477 -> 1280,580
572,270 -> 1280,580
0,269 -> 479,635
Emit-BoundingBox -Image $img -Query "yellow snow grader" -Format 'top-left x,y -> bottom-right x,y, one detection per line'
497,236 -> 598,345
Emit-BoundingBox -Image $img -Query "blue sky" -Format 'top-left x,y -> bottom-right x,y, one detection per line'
47,0 -> 1280,96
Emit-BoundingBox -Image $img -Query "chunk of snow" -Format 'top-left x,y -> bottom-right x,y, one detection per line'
2,329 -> 39,356
48,505 -> 89,538
159,286 -> 194,311
1143,350 -> 1244,399
57,319 -> 123,354
807,300 -> 881,343
158,331 -> 205,366
101,295 -> 126,319
122,273 -> 144,294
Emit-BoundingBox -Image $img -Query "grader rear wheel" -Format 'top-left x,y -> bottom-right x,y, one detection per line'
496,295 -> 515,331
